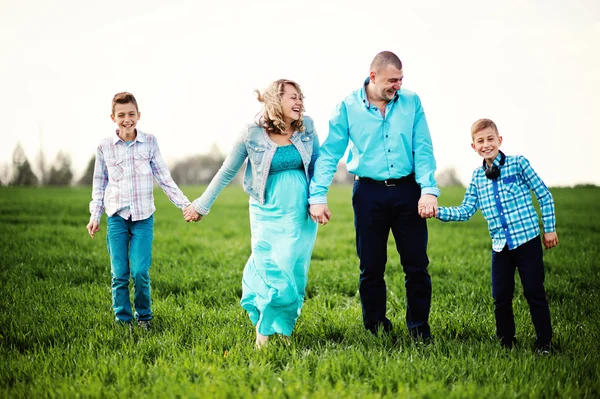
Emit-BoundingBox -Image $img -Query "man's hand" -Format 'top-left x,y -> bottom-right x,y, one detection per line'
309,204 -> 332,225
543,232 -> 558,249
183,205 -> 203,222
86,221 -> 100,239
418,194 -> 438,218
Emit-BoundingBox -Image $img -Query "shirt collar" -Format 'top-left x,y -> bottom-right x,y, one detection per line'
359,77 -> 399,108
491,151 -> 504,168
112,129 -> 144,145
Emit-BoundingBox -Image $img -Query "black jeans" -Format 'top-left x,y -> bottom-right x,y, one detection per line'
352,176 -> 431,337
491,235 -> 552,347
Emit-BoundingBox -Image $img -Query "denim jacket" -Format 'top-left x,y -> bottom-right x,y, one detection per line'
192,115 -> 319,215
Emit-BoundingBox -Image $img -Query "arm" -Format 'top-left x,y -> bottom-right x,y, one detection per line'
150,137 -> 191,209
308,102 -> 350,205
436,178 -> 479,222
308,102 -> 349,224
412,94 -> 440,198
306,118 -> 320,181
191,127 -> 249,216
518,156 -> 558,248
87,146 -> 108,239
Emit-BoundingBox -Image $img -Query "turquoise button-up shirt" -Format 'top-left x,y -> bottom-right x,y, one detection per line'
309,79 -> 439,204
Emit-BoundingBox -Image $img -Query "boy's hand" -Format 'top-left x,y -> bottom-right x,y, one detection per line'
543,232 -> 558,249
183,205 -> 202,222
86,221 -> 100,239
418,194 -> 438,218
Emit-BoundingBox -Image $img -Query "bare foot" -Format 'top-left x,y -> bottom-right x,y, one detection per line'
256,330 -> 269,349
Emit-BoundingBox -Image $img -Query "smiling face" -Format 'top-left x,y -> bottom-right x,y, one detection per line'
472,126 -> 503,165
111,102 -> 140,137
369,64 -> 404,103
280,83 -> 303,127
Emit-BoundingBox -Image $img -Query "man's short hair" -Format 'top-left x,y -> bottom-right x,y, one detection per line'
370,51 -> 403,72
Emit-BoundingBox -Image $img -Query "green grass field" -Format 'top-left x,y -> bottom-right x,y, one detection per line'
1,185 -> 599,398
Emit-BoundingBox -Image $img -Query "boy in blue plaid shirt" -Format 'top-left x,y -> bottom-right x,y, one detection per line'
434,118 -> 558,352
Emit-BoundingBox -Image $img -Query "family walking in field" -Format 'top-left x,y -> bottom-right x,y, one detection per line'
86,50 -> 558,353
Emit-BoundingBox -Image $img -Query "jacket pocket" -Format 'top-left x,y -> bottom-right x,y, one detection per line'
247,141 -> 266,163
300,134 -> 313,156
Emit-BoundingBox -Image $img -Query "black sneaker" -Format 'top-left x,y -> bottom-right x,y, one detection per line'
535,342 -> 552,355
137,320 -> 151,330
500,337 -> 517,349
368,319 -> 393,336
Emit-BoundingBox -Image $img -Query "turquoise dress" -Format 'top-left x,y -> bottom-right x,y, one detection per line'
240,144 -> 318,336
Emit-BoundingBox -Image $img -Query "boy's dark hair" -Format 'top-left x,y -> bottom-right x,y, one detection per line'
112,92 -> 139,115
370,51 -> 403,72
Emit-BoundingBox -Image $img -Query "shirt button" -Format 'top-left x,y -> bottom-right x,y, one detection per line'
495,195 -> 498,198
391,165 -> 394,168
388,149 -> 391,152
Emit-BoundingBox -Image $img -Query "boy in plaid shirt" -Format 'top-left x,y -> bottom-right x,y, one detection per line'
433,118 -> 558,352
86,92 -> 190,329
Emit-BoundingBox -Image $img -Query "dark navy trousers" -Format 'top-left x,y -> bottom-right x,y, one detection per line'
492,235 -> 552,347
352,176 -> 431,338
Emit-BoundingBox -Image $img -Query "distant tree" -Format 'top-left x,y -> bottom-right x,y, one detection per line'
36,146 -> 48,186
10,143 -> 39,186
332,162 -> 354,184
78,155 -> 96,186
47,151 -> 74,186
0,163 -> 10,186
435,167 -> 464,187
573,183 -> 599,189
171,142 -> 226,185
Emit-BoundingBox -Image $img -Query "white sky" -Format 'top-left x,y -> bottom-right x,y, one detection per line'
1,0 -> 599,186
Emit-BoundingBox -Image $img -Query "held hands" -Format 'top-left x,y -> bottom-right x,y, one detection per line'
543,232 -> 558,249
418,194 -> 438,219
309,204 -> 332,226
86,221 -> 100,239
183,205 -> 203,222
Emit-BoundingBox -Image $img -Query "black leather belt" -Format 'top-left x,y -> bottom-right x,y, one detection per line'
355,174 -> 414,187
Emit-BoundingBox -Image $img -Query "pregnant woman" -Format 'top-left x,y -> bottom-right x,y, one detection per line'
184,79 -> 320,348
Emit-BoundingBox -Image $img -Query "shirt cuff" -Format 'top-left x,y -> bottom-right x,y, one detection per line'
308,196 -> 327,205
436,206 -> 448,220
421,187 -> 441,197
192,199 -> 210,216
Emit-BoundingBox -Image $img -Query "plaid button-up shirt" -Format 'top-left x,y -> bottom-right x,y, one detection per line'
437,153 -> 556,252
89,129 -> 190,222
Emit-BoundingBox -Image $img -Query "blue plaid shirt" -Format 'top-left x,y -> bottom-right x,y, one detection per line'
437,153 -> 556,252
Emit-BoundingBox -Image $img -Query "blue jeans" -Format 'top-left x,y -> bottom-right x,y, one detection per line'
106,214 -> 154,322
352,176 -> 431,338
491,235 -> 552,347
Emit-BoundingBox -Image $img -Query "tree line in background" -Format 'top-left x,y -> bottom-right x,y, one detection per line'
1,143 -> 463,187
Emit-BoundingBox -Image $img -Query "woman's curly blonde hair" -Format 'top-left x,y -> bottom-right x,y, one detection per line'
255,79 -> 305,135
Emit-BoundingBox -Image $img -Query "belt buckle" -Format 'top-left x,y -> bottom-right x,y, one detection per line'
384,180 -> 395,187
